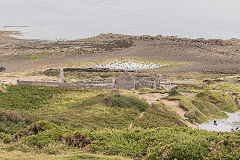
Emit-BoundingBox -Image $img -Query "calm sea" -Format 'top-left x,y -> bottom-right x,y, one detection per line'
0,0 -> 239,40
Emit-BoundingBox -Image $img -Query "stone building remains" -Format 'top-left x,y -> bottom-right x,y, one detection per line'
17,69 -> 185,90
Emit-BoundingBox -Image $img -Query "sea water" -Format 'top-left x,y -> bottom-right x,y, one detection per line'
0,0 -> 240,40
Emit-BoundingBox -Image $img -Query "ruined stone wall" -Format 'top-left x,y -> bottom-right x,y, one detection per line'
114,72 -> 135,90
158,82 -> 182,90
17,72 -> 189,90
135,79 -> 155,90
17,80 -> 114,90
75,79 -> 113,86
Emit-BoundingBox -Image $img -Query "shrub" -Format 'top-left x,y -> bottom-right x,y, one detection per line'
62,132 -> 91,148
15,120 -> 58,140
0,110 -> 23,122
0,132 -> 7,139
22,127 -> 64,148
29,120 -> 57,135
197,90 -> 239,112
3,136 -> 12,144
23,134 -> 53,148
0,83 -> 7,93
169,89 -> 180,96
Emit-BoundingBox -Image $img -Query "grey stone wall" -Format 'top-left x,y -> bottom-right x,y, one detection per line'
17,80 -> 114,90
114,72 -> 135,90
135,79 -> 155,90
17,72 -> 188,90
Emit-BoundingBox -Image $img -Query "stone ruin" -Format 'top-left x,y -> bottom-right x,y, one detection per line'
17,68 -> 185,90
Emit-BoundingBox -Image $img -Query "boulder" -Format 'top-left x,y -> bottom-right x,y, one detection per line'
0,67 -> 6,72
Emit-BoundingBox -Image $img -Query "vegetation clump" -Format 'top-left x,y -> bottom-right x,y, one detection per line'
62,132 -> 91,148
0,109 -> 23,122
3,136 -> 12,144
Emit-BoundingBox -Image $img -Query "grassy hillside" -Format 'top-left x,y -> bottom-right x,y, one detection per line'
1,83 -> 240,159
166,83 -> 240,123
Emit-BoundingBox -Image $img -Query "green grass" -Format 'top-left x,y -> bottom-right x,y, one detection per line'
196,90 -> 239,113
134,103 -> 186,128
0,85 -> 149,131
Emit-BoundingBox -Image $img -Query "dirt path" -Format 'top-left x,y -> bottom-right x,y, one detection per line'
138,93 -> 168,104
137,92 -> 198,128
161,99 -> 198,128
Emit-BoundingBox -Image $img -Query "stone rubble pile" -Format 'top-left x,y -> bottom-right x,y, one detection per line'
97,62 -> 164,71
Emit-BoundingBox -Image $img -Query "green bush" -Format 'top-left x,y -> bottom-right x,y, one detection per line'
169,89 -> 180,96
22,127 -> 64,148
29,120 -> 57,135
3,136 -> 12,144
23,134 -> 53,148
0,132 -> 7,139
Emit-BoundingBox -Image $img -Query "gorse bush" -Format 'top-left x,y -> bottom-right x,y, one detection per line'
28,120 -> 58,135
17,121 -> 90,148
17,121 -> 65,147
